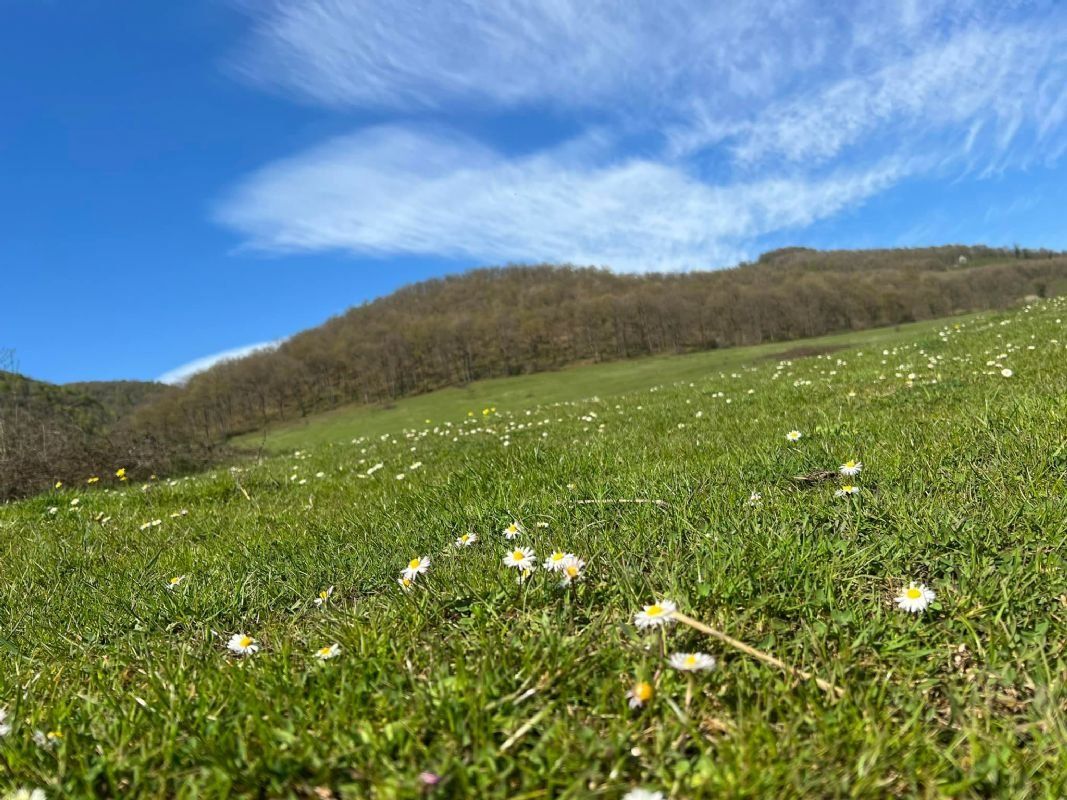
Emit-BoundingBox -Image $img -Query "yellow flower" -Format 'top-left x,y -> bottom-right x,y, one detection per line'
626,680 -> 654,708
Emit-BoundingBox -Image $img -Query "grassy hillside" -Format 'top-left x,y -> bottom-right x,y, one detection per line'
237,313 -> 982,453
131,247 -> 1067,447
1,300 -> 1065,797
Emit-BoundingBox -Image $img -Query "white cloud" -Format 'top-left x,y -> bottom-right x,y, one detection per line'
230,0 -> 818,116
722,23 -> 1067,167
157,340 -> 284,385
217,1 -> 1067,271
217,126 -> 915,271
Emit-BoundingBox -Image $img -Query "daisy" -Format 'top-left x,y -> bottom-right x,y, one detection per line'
895,582 -> 936,613
503,521 -> 523,540
623,790 -> 664,800
503,547 -> 536,570
32,730 -> 62,749
314,586 -> 334,606
668,652 -> 717,672
839,460 -> 863,477
747,491 -> 762,506
634,599 -> 677,629
402,556 -> 430,581
786,430 -> 803,442
397,575 -> 415,591
543,550 -> 573,572
559,556 -> 585,586
626,680 -> 654,709
165,575 -> 186,590
834,485 -> 860,497
6,789 -> 46,800
227,633 -> 259,655
1001,368 -> 1013,378
314,643 -> 341,660
455,532 -> 477,547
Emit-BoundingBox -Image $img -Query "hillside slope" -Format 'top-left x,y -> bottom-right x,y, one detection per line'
1,299 -> 1063,796
240,313 -> 979,453
0,372 -> 192,500
132,245 -> 1067,446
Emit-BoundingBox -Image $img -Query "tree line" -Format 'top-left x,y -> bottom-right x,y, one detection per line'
126,245 -> 1066,446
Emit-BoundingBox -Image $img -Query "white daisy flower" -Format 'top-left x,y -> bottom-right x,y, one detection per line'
839,460 -> 863,476
32,730 -> 62,749
543,550 -> 573,572
558,556 -> 585,586
227,633 -> 259,655
786,430 -> 803,442
503,521 -> 523,540
314,643 -> 341,660
634,599 -> 677,629
165,575 -> 186,590
1001,368 -> 1013,377
747,491 -> 762,506
623,790 -> 665,800
895,582 -> 936,613
455,532 -> 477,547
626,680 -> 654,709
668,652 -> 717,672
834,485 -> 860,497
402,556 -> 430,581
5,788 -> 46,800
314,586 -> 334,606
397,575 -> 415,591
503,547 -> 536,570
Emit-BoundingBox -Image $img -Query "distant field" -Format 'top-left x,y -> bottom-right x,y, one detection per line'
2,301 -> 1065,797
238,314 -> 982,453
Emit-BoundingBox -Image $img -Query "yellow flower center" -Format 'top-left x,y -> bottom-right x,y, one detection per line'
169,577 -> 180,585
512,550 -> 524,561
906,587 -> 922,599
646,604 -> 663,617
845,461 -> 855,468
633,682 -> 653,701
319,591 -> 328,600
685,655 -> 697,667
565,565 -> 579,577
239,636 -> 253,648
551,552 -> 564,562
408,558 -> 421,570
318,647 -> 332,656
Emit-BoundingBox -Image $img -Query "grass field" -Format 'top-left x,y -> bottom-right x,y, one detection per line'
235,314 -> 985,453
2,300 -> 1066,798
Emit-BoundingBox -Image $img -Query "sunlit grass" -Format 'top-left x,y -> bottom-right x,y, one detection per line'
1,301 -> 1065,798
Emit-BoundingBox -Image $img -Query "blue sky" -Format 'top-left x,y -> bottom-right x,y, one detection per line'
3,1 -> 1065,385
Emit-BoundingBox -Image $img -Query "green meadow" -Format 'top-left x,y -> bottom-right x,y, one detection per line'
2,300 -> 1065,798
238,314 -> 983,453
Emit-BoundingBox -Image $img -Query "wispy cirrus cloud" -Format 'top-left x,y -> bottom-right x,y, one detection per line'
218,0 -> 1067,271
216,126 -> 917,271
158,340 -> 284,385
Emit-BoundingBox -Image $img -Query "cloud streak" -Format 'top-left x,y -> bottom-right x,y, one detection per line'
158,340 -> 284,385
217,127 -> 916,271
219,0 -> 1067,271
